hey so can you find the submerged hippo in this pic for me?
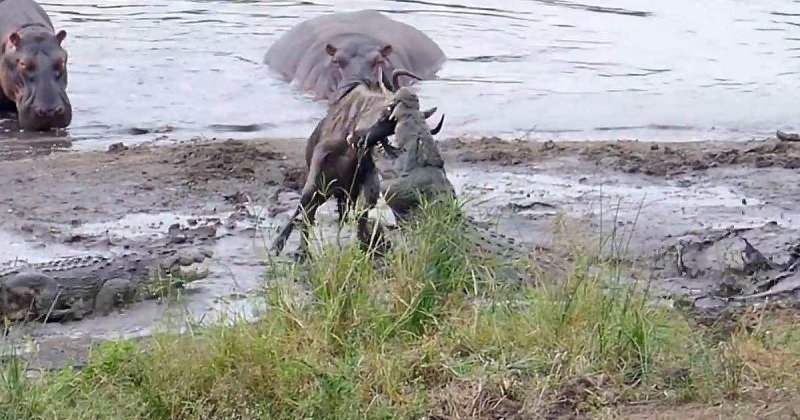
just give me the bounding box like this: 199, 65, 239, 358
0, 0, 72, 131
264, 10, 446, 102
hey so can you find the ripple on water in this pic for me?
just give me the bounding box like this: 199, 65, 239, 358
4, 0, 798, 148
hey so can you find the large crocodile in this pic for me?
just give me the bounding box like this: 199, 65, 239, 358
303, 68, 440, 223
271, 68, 441, 260
354, 87, 544, 281
0, 248, 210, 324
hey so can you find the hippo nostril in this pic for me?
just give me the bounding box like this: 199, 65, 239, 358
34, 107, 62, 118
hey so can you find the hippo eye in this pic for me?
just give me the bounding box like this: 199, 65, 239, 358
53, 64, 64, 79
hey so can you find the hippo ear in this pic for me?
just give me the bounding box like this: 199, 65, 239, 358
325, 44, 337, 57
55, 30, 67, 44
8, 32, 21, 49
380, 44, 393, 58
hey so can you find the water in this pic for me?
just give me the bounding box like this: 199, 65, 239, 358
3, 0, 800, 149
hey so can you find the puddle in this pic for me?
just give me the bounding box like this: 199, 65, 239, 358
450, 167, 800, 253
0, 229, 89, 263
0, 195, 393, 346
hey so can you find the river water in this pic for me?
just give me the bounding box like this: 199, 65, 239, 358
2, 0, 799, 149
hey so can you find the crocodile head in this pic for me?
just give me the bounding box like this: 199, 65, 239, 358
355, 87, 445, 154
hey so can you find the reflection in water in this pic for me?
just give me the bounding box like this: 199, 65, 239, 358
3, 0, 797, 149
0, 112, 72, 159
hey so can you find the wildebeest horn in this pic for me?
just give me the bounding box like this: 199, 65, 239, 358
379, 67, 392, 94
422, 107, 437, 119
391, 69, 422, 91
430, 114, 445, 135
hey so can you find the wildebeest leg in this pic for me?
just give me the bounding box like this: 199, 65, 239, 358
272, 186, 328, 260
272, 205, 300, 256
336, 196, 347, 224
272, 159, 328, 258
295, 191, 326, 262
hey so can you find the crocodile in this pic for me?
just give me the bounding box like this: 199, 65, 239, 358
0, 248, 210, 324
354, 87, 545, 281
650, 223, 800, 309
271, 68, 442, 260
304, 68, 440, 223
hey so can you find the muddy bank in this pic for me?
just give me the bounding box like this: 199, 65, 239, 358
441, 134, 800, 176
3, 134, 800, 370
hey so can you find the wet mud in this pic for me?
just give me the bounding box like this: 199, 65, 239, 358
3, 134, 800, 371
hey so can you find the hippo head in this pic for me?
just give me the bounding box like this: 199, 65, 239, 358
325, 42, 393, 88
1, 28, 72, 131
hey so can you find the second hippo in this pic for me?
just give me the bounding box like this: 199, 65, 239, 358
264, 10, 446, 102
0, 0, 72, 131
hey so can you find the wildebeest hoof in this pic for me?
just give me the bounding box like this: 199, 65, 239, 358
291, 250, 309, 263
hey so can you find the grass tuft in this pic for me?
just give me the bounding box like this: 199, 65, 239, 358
3, 195, 800, 419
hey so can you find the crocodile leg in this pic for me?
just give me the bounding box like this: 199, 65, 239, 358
356, 171, 390, 257
94, 278, 136, 316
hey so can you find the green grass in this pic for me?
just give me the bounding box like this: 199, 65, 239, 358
3, 196, 800, 419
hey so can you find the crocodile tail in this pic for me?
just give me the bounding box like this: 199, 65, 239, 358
462, 216, 530, 257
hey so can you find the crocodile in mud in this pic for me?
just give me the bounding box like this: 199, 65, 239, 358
0, 248, 211, 325
357, 87, 552, 280
3, 129, 800, 371
649, 222, 800, 312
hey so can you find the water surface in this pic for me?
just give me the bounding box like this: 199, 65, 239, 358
3, 0, 799, 149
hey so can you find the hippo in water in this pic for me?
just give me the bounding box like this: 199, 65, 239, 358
0, 0, 72, 131
264, 10, 446, 102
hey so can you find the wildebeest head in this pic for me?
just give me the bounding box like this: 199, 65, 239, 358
355, 87, 445, 153
325, 41, 395, 89
0, 27, 72, 131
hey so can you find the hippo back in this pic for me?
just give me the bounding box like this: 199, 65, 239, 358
265, 10, 446, 99
0, 0, 55, 40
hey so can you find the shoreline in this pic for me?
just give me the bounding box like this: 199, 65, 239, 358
3, 133, 800, 371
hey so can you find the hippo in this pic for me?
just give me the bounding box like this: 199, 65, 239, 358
264, 10, 446, 102
0, 0, 72, 131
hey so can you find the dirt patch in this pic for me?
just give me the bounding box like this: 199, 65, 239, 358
546, 374, 615, 419
429, 378, 524, 420
0, 138, 306, 231
614, 396, 800, 419
441, 135, 800, 177
170, 139, 289, 184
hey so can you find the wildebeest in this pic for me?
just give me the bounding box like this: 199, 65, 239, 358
271, 68, 443, 260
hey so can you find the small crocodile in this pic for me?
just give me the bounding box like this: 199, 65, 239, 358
355, 87, 543, 281
0, 248, 210, 323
